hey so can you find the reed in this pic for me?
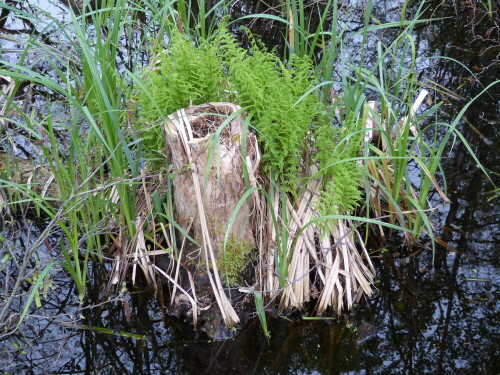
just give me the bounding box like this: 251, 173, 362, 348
0, 0, 492, 338
0, 0, 179, 313
246, 0, 458, 246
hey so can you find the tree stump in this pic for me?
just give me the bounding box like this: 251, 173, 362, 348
162, 102, 260, 327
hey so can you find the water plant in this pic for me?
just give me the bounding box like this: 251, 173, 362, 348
0, 0, 493, 341
0, 0, 181, 331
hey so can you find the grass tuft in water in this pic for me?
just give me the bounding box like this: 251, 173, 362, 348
0, 0, 494, 339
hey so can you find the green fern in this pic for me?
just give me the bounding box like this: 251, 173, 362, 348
314, 113, 364, 219
223, 37, 325, 193
137, 26, 327, 194
137, 25, 365, 208
138, 30, 225, 122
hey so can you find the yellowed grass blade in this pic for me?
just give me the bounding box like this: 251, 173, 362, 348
0, 75, 15, 127
245, 154, 265, 289
170, 217, 193, 305
131, 218, 156, 288
399, 89, 429, 138
336, 219, 353, 311
263, 188, 280, 295
364, 101, 378, 143
314, 216, 375, 316
317, 249, 340, 315
109, 252, 122, 286
154, 265, 199, 328
280, 180, 324, 308
288, 8, 295, 51
354, 227, 376, 274
159, 222, 173, 256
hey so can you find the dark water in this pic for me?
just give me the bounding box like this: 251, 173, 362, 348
1, 1, 499, 374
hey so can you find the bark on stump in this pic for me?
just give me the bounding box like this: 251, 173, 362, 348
162, 102, 260, 328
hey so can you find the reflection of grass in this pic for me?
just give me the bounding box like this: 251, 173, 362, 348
67, 324, 147, 340
488, 188, 500, 201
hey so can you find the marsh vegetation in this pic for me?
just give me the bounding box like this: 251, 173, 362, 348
0, 1, 498, 372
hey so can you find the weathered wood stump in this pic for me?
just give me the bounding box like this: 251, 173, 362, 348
162, 102, 260, 329
164, 102, 257, 258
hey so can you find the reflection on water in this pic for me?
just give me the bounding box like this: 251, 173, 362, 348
1, 0, 499, 374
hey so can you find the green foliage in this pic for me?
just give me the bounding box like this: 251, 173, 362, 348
313, 114, 364, 219
139, 30, 225, 122
253, 290, 270, 339
3, 0, 493, 339
138, 26, 326, 193
227, 45, 324, 192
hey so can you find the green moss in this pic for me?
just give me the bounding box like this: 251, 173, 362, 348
217, 235, 254, 286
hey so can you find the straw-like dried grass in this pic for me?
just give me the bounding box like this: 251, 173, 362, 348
256, 170, 375, 316
108, 90, 440, 325
103, 101, 378, 325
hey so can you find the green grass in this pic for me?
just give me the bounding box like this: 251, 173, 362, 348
0, 0, 494, 338
0, 0, 181, 309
